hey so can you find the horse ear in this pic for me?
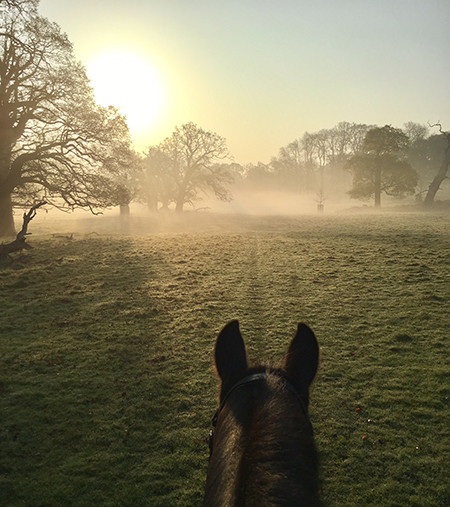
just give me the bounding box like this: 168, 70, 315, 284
283, 323, 319, 396
215, 320, 248, 394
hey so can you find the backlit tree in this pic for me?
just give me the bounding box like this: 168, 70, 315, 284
0, 0, 132, 237
345, 125, 418, 207
144, 123, 233, 212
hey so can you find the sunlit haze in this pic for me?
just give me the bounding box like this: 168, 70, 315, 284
39, 0, 450, 164
86, 50, 166, 141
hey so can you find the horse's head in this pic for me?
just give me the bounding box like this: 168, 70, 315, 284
204, 320, 321, 506
215, 320, 319, 408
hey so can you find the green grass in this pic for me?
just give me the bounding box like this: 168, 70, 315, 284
0, 212, 449, 506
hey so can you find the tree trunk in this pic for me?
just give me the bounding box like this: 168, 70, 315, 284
423, 143, 450, 207
120, 204, 130, 217
424, 174, 448, 207
175, 187, 186, 212
146, 178, 158, 213
374, 165, 382, 208
0, 191, 16, 238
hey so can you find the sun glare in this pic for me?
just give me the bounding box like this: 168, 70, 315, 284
86, 50, 165, 138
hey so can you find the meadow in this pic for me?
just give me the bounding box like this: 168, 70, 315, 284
0, 211, 449, 506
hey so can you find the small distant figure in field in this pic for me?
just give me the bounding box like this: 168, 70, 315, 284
203, 320, 321, 506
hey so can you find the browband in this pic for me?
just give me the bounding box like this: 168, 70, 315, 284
211, 372, 308, 428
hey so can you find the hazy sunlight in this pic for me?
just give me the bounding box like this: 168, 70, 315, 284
86, 50, 165, 137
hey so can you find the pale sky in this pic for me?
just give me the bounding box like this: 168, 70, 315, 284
39, 0, 450, 165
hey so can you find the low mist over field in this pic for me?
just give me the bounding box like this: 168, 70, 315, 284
13, 191, 448, 241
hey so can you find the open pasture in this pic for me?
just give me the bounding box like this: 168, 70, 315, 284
0, 212, 449, 506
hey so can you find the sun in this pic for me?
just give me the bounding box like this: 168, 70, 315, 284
86, 50, 165, 137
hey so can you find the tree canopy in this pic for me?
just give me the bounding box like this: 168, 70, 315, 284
0, 0, 133, 237
345, 125, 418, 207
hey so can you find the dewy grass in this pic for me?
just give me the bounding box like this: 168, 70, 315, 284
0, 212, 449, 506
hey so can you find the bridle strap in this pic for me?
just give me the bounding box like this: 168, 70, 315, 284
209, 372, 310, 457
209, 372, 312, 459
212, 373, 268, 427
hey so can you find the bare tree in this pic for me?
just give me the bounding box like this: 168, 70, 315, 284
0, 201, 44, 262
270, 140, 315, 193
0, 0, 37, 8
141, 146, 178, 211
403, 122, 429, 145
332, 122, 375, 160
145, 123, 233, 212
0, 0, 132, 237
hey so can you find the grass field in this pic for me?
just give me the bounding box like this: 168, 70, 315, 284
1, 211, 449, 506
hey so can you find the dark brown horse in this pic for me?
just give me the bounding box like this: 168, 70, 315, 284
203, 320, 321, 507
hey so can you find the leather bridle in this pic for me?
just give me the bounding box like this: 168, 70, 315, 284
208, 372, 310, 458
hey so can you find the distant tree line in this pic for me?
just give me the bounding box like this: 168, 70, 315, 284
133, 120, 448, 212
1, 0, 450, 238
